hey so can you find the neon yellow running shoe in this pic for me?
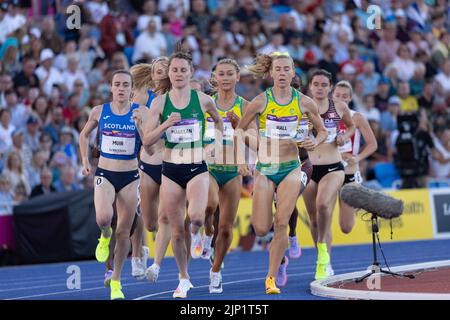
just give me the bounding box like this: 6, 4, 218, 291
110, 280, 124, 300
95, 228, 112, 263
315, 243, 330, 280
265, 276, 281, 294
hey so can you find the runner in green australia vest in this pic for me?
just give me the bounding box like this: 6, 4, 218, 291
203, 58, 256, 294
236, 52, 327, 295
141, 48, 223, 299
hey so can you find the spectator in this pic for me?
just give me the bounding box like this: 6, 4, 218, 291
35, 48, 65, 97
234, 0, 262, 24
358, 94, 380, 123
132, 19, 167, 63
374, 76, 392, 113
395, 9, 410, 43
10, 128, 32, 168
40, 16, 64, 55
43, 106, 64, 144
77, 37, 103, 75
357, 61, 381, 96
408, 62, 426, 97
26, 150, 48, 190
380, 96, 401, 134
13, 55, 39, 99
186, 0, 211, 39
0, 73, 13, 108
0, 3, 12, 45
53, 40, 77, 71
158, 0, 189, 18
87, 57, 108, 88
24, 114, 41, 152
32, 95, 50, 125
430, 128, 450, 178
0, 109, 15, 151
287, 32, 305, 64
30, 167, 56, 198
332, 29, 351, 65
62, 94, 81, 126
53, 126, 78, 168
38, 132, 53, 160
53, 165, 81, 193
397, 81, 419, 113
61, 55, 89, 93
99, 0, 133, 58
86, 0, 109, 25
431, 28, 450, 68
418, 78, 435, 111
111, 52, 130, 71
407, 27, 430, 57
340, 63, 357, 85
0, 174, 13, 216
161, 17, 177, 55
137, 0, 162, 32
376, 22, 401, 69
318, 43, 339, 83
258, 0, 280, 31
258, 31, 288, 55
2, 151, 30, 197
275, 14, 297, 45
340, 44, 364, 75
435, 59, 450, 99
4, 89, 29, 130
226, 18, 246, 55
288, 0, 306, 32
248, 20, 268, 53
388, 44, 416, 82
0, 37, 21, 75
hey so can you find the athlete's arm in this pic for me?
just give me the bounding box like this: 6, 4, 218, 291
239, 99, 259, 152
199, 92, 224, 139
133, 105, 148, 140
79, 105, 101, 176
351, 112, 378, 165
142, 95, 179, 146
335, 100, 355, 146
300, 93, 327, 150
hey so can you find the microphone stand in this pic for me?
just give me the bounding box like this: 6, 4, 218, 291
355, 213, 415, 283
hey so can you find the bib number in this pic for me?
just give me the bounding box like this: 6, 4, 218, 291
166, 119, 200, 143
294, 119, 309, 143
101, 131, 136, 155
324, 122, 337, 144
265, 115, 298, 139
300, 170, 308, 187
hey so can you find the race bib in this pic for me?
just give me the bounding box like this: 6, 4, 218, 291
338, 128, 352, 152
265, 114, 298, 139
294, 119, 309, 143
324, 121, 337, 144
355, 171, 363, 184
205, 117, 234, 142
101, 131, 136, 155
300, 170, 308, 187
166, 118, 200, 143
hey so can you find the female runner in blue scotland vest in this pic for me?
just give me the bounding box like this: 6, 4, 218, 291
79, 70, 147, 300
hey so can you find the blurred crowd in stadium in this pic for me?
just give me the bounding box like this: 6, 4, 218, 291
0, 0, 449, 211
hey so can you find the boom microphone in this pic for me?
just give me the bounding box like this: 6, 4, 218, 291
340, 183, 404, 219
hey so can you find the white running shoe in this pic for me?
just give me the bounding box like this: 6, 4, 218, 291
131, 246, 149, 280
178, 273, 194, 288
190, 230, 203, 259
145, 263, 160, 283
173, 279, 193, 298
201, 235, 213, 260
209, 269, 223, 294
326, 264, 335, 276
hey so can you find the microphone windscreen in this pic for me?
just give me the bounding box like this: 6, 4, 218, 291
340, 183, 404, 219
